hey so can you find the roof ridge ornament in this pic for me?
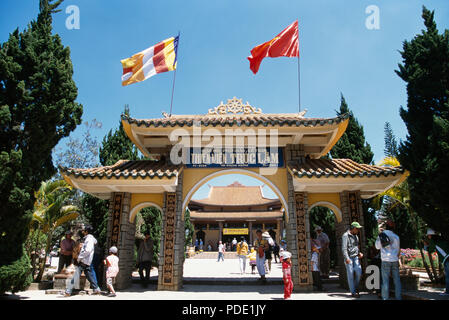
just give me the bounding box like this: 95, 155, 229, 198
207, 97, 262, 115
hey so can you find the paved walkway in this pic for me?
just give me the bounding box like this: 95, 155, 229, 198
1, 254, 448, 301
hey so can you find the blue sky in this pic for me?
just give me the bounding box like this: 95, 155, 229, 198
2, 0, 449, 199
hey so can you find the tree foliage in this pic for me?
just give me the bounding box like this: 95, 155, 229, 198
329, 94, 376, 244
99, 105, 139, 166
396, 6, 449, 239
384, 122, 399, 158
32, 179, 79, 281
82, 105, 142, 250
135, 207, 162, 266
0, 0, 82, 293
330, 94, 374, 164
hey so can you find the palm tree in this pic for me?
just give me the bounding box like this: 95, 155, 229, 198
32, 179, 79, 282
375, 157, 437, 282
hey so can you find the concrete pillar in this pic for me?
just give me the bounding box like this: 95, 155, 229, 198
106, 192, 135, 290
218, 222, 223, 242
286, 170, 313, 292
158, 171, 185, 291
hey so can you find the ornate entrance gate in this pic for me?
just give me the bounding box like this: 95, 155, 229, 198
61, 97, 406, 291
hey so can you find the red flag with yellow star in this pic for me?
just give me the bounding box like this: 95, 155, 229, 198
247, 20, 299, 74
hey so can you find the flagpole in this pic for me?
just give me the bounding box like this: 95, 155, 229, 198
297, 20, 301, 113
169, 32, 180, 117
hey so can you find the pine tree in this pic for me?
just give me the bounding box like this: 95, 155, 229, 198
329, 94, 376, 244
383, 122, 399, 158
99, 105, 139, 166
0, 0, 82, 292
330, 94, 374, 164
82, 106, 142, 249
396, 6, 449, 238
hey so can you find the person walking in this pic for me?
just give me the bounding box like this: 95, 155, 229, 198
425, 229, 449, 296
375, 220, 401, 300
63, 230, 84, 294
217, 241, 225, 262
281, 251, 293, 300
272, 241, 280, 263
137, 231, 154, 286
232, 237, 238, 252
262, 232, 274, 274
57, 231, 75, 274
104, 246, 119, 297
342, 221, 363, 298
311, 238, 323, 291
236, 237, 249, 275
248, 247, 257, 274
65, 226, 101, 296
254, 230, 269, 282
315, 226, 330, 278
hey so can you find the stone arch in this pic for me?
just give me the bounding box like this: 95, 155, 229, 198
181, 168, 289, 220
308, 201, 342, 223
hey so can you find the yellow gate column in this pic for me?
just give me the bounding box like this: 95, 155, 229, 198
286, 171, 313, 292
158, 171, 185, 291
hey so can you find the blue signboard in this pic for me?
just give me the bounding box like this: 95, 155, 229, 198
186, 147, 284, 168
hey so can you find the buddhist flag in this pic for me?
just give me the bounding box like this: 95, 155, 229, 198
247, 20, 299, 74
121, 35, 179, 86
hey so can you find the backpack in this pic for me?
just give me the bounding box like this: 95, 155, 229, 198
379, 232, 391, 247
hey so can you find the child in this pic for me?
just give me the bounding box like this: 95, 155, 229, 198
104, 246, 119, 297
281, 251, 293, 300
247, 247, 257, 274
311, 239, 323, 291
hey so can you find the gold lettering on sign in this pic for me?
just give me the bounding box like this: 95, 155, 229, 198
348, 192, 360, 223
163, 193, 177, 285
295, 192, 310, 285
110, 193, 123, 248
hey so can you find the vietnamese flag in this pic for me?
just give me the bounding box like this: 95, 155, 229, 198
247, 20, 299, 74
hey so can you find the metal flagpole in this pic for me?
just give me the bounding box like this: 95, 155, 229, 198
297, 20, 301, 113
169, 32, 180, 117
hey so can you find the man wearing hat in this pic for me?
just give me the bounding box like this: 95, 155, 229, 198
315, 226, 330, 279
375, 219, 401, 300
57, 230, 75, 273
425, 228, 449, 296
342, 221, 364, 298
65, 225, 101, 296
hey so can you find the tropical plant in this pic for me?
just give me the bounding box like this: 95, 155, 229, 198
32, 179, 79, 281
375, 157, 438, 282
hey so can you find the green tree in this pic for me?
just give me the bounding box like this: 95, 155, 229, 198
135, 207, 162, 266
330, 94, 374, 164
375, 157, 435, 281
99, 105, 139, 166
396, 6, 449, 239
0, 0, 82, 293
32, 179, 79, 281
384, 122, 399, 158
329, 94, 377, 245
81, 105, 143, 250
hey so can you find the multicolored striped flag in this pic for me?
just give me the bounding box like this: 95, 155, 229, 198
247, 20, 299, 74
121, 35, 179, 86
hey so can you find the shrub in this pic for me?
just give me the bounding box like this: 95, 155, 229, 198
0, 247, 32, 294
